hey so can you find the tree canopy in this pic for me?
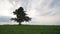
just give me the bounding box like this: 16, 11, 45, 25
11, 7, 31, 25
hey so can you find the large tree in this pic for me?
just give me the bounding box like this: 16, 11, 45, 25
11, 7, 31, 25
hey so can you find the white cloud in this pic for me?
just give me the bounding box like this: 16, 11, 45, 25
26, 16, 60, 25
0, 0, 60, 25
0, 0, 13, 17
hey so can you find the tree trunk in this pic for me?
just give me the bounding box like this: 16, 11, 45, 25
19, 22, 21, 25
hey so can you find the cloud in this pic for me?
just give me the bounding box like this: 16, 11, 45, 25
0, 0, 60, 25
28, 16, 60, 25
0, 16, 11, 22
7, 0, 60, 16
0, 0, 13, 17
34, 0, 60, 16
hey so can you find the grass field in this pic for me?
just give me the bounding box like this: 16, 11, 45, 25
0, 25, 60, 34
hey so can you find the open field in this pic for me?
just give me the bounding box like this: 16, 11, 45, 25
0, 25, 60, 34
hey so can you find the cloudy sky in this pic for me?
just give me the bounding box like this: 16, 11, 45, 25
0, 0, 60, 25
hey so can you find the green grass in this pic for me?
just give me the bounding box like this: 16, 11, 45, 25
0, 25, 60, 34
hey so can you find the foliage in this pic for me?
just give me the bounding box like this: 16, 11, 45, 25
11, 7, 31, 25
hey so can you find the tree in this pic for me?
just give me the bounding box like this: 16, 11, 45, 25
11, 7, 31, 25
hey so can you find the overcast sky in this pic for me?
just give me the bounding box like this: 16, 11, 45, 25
0, 0, 60, 25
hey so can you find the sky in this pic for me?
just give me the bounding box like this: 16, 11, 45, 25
0, 0, 60, 25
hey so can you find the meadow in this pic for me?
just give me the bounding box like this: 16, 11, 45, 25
0, 25, 60, 34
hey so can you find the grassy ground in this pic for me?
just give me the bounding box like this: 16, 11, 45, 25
0, 25, 60, 34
